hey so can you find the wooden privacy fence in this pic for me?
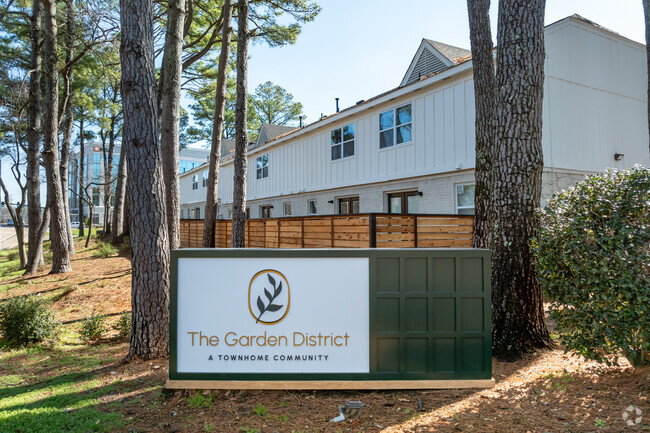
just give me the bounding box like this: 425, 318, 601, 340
180, 214, 473, 249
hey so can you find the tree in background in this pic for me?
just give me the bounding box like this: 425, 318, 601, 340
251, 81, 304, 126
467, 0, 551, 360
120, 0, 171, 359
202, 0, 234, 248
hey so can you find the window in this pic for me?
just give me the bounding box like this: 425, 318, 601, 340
388, 191, 419, 214
338, 197, 359, 215
308, 200, 317, 215
194, 207, 201, 219
456, 184, 475, 215
92, 188, 100, 206
261, 205, 272, 219
202, 170, 208, 187
180, 209, 184, 219
331, 124, 355, 160
379, 103, 412, 148
192, 174, 198, 190
256, 154, 269, 179
283, 202, 291, 216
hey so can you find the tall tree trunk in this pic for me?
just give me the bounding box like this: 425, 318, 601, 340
78, 118, 85, 237
231, 0, 249, 248
102, 118, 117, 234
159, 0, 186, 251
491, 0, 551, 360
120, 0, 171, 359
467, 0, 495, 250
0, 182, 27, 267
59, 0, 75, 253
42, 0, 71, 273
643, 0, 650, 148
25, 0, 44, 275
202, 0, 233, 248
112, 140, 128, 243
85, 203, 93, 248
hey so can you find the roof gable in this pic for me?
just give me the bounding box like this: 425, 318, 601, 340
400, 39, 471, 87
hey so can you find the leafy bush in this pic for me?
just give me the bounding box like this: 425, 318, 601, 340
0, 296, 59, 345
112, 312, 131, 339
533, 166, 650, 366
95, 242, 118, 258
79, 310, 106, 342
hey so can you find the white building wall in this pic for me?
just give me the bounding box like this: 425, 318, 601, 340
179, 17, 649, 219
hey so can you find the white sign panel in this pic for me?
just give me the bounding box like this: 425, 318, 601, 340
176, 257, 370, 373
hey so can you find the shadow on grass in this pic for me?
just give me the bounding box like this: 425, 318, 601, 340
0, 343, 139, 433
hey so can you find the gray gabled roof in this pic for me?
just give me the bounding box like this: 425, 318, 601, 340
424, 40, 471, 64
220, 139, 236, 157
253, 124, 298, 149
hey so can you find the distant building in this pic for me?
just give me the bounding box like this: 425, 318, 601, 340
69, 144, 210, 225
179, 15, 649, 220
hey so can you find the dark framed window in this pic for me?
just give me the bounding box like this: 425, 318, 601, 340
331, 124, 355, 160
379, 103, 412, 149
308, 200, 317, 215
202, 170, 208, 187
388, 191, 419, 214
256, 154, 269, 179
338, 197, 359, 215
261, 205, 272, 219
192, 174, 198, 190
283, 202, 291, 216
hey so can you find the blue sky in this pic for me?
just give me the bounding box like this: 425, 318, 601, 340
0, 0, 646, 204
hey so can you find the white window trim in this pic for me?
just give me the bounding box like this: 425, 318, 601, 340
379, 102, 414, 149
330, 124, 355, 161
256, 154, 269, 180
455, 182, 475, 214
283, 202, 292, 216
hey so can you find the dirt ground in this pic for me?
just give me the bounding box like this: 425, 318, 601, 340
1, 240, 649, 433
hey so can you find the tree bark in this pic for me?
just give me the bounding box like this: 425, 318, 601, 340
467, 0, 495, 250
643, 0, 650, 148
59, 0, 75, 253
202, 0, 233, 248
491, 0, 551, 360
25, 0, 44, 275
0, 181, 27, 267
159, 0, 186, 251
42, 0, 72, 273
85, 203, 93, 248
102, 117, 117, 234
78, 117, 85, 237
112, 140, 128, 243
231, 0, 250, 248
120, 0, 171, 359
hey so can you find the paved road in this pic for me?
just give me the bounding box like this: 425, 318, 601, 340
1, 226, 28, 250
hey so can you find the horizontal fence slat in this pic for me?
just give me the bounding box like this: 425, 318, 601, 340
179, 214, 473, 250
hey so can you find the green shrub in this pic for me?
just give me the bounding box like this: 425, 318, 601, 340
0, 296, 59, 345
95, 242, 118, 258
79, 310, 106, 342
533, 166, 650, 366
112, 311, 131, 339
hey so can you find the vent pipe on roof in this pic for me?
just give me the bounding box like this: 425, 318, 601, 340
299, 116, 303, 128
335, 97, 340, 113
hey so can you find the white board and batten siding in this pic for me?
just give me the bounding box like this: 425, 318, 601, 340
218, 74, 477, 205
542, 17, 649, 173
203, 15, 649, 208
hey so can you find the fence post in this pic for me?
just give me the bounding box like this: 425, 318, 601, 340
263, 219, 267, 247
301, 217, 305, 248
330, 215, 334, 248
370, 213, 377, 248
277, 219, 281, 248
413, 214, 418, 248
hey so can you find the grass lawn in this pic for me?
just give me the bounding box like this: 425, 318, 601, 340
0, 237, 648, 433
